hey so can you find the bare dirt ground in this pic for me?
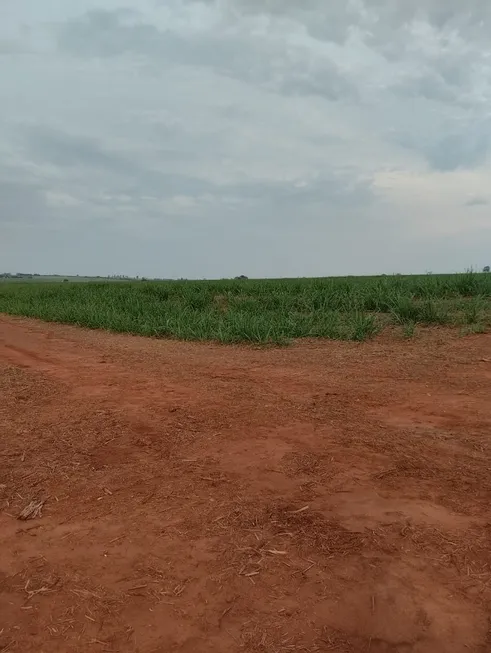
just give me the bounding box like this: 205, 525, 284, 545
1, 316, 490, 653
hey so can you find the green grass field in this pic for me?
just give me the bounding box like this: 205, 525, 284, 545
0, 273, 490, 344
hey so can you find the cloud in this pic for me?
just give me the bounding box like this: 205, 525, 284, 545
0, 177, 48, 226
54, 8, 359, 102
465, 196, 489, 207
394, 120, 491, 172
1, 0, 491, 277
18, 123, 224, 198
22, 124, 136, 172
0, 40, 24, 55
426, 130, 490, 172
53, 3, 491, 169
16, 123, 374, 224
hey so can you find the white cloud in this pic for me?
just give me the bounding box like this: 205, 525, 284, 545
1, 0, 491, 277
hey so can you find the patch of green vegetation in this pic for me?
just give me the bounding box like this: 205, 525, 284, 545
0, 272, 490, 344
402, 321, 416, 339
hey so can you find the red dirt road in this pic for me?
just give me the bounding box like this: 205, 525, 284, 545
1, 316, 490, 652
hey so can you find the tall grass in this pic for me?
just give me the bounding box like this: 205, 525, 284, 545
0, 272, 490, 344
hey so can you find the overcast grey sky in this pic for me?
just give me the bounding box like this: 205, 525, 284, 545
1, 1, 490, 278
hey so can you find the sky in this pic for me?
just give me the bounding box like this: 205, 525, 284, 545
1, 0, 491, 278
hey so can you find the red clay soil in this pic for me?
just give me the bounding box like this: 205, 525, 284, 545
1, 316, 490, 653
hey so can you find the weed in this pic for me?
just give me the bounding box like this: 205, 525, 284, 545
403, 321, 416, 338
390, 296, 420, 324
462, 297, 486, 325
461, 323, 487, 335
348, 312, 379, 341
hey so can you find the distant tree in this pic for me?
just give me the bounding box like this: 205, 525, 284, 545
484, 265, 490, 273
235, 275, 248, 280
